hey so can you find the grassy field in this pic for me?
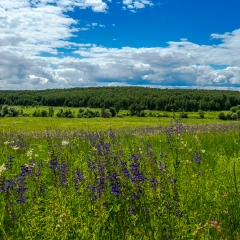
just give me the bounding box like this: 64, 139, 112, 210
0, 115, 240, 239
0, 116, 227, 132
0, 106, 235, 133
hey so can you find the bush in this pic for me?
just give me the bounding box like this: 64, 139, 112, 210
109, 107, 116, 117
101, 108, 112, 118
41, 110, 48, 117
179, 112, 188, 118
218, 112, 227, 120
1, 105, 19, 117
198, 110, 205, 119
230, 106, 238, 112
231, 113, 238, 120
77, 109, 100, 118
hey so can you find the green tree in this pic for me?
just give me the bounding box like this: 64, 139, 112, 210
198, 109, 205, 119
48, 107, 54, 117
109, 107, 116, 117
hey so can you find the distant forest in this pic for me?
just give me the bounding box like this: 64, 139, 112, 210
0, 87, 240, 112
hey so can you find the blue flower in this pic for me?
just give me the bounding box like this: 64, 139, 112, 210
193, 150, 202, 164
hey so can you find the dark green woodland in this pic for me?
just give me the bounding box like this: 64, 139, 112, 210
0, 87, 240, 112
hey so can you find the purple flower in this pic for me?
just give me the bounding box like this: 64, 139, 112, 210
158, 161, 167, 174
130, 154, 141, 162
16, 171, 28, 205
6, 156, 14, 170
128, 207, 136, 214
76, 169, 84, 182
108, 172, 121, 196
130, 162, 144, 183
120, 161, 130, 178
59, 161, 68, 187
109, 129, 115, 139
132, 193, 137, 199
151, 178, 158, 190
193, 150, 202, 164
49, 157, 60, 175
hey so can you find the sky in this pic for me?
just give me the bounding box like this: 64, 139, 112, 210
1, 0, 240, 90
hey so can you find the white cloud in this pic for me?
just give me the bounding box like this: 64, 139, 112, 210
1, 0, 240, 90
122, 0, 153, 10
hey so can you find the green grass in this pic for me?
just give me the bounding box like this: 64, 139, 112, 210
0, 117, 240, 239
0, 114, 236, 133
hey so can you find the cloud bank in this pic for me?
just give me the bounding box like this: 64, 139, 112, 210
0, 0, 240, 90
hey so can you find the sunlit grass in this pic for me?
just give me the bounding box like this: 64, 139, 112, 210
0, 114, 236, 133
1, 117, 240, 239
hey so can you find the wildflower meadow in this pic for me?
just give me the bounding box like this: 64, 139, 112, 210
0, 116, 240, 239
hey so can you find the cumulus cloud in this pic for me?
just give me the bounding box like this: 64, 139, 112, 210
122, 0, 153, 11
1, 0, 240, 90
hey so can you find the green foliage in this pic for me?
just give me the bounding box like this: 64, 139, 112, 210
101, 108, 112, 118
109, 107, 116, 117
1, 105, 19, 117
33, 109, 49, 117
1, 87, 240, 112
198, 109, 205, 119
231, 113, 238, 120
179, 112, 188, 118
129, 103, 145, 116
77, 108, 100, 118
218, 112, 227, 120
56, 109, 74, 118
230, 106, 238, 112
48, 107, 54, 117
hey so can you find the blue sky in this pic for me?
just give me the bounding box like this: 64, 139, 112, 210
1, 0, 240, 90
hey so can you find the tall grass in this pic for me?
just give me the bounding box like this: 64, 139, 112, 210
0, 118, 240, 239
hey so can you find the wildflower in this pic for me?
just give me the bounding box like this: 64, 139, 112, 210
208, 220, 221, 233
73, 169, 84, 191
0, 178, 15, 193
62, 140, 69, 146
174, 212, 184, 217
128, 207, 136, 214
130, 154, 141, 162
39, 182, 46, 195
158, 161, 167, 174
132, 193, 137, 199
60, 161, 69, 187
170, 179, 177, 184
6, 156, 14, 170
12, 146, 20, 150
109, 129, 115, 139
130, 162, 144, 183
16, 168, 28, 205
193, 150, 202, 164
27, 149, 33, 157
110, 183, 121, 196
151, 178, 158, 190
35, 161, 43, 177
120, 161, 130, 178
0, 164, 6, 176
222, 192, 228, 198
49, 157, 60, 175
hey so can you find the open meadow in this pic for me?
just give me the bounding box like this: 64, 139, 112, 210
0, 115, 240, 239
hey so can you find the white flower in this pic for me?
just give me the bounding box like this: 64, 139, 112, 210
0, 164, 6, 176
62, 140, 69, 146
27, 149, 33, 157
12, 145, 20, 150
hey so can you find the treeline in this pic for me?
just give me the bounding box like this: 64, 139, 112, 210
0, 87, 240, 112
